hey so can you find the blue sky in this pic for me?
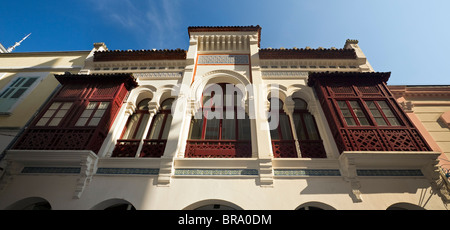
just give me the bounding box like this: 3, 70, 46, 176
1, 0, 449, 85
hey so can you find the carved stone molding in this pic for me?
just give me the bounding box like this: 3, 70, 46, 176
134, 72, 183, 80
198, 55, 249, 64
261, 71, 308, 79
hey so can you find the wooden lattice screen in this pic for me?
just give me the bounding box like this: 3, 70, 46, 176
13, 73, 137, 154
308, 72, 431, 153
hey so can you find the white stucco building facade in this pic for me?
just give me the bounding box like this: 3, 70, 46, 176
0, 26, 448, 210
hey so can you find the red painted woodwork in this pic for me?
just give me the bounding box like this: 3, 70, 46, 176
185, 140, 252, 158
111, 140, 167, 158
308, 72, 432, 153
299, 140, 327, 158
140, 140, 167, 157
111, 140, 140, 157
271, 140, 297, 158
13, 73, 137, 154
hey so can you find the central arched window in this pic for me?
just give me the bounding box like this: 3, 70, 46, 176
186, 83, 251, 158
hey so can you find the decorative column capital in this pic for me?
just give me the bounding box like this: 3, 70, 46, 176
125, 102, 136, 115
147, 101, 160, 115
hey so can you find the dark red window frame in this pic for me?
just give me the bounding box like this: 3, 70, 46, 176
336, 100, 371, 127
365, 100, 402, 126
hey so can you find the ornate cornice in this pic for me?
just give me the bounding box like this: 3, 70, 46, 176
188, 25, 261, 47
94, 49, 187, 62
307, 71, 391, 86
259, 48, 357, 60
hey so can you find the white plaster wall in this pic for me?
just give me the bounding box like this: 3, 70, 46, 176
0, 174, 446, 210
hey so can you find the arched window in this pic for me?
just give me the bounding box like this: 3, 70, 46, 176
112, 99, 151, 157
269, 98, 297, 158
122, 99, 151, 140
140, 98, 174, 157
186, 83, 251, 158
292, 98, 326, 158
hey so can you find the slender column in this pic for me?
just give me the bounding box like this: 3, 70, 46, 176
135, 101, 159, 157
284, 99, 301, 158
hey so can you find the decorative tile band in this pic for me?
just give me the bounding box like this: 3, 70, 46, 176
356, 169, 423, 177
134, 72, 183, 79
21, 167, 81, 174
274, 169, 341, 177
96, 168, 159, 175
175, 168, 258, 176
198, 55, 249, 64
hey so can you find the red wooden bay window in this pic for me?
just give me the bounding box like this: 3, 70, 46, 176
308, 72, 431, 153
13, 73, 137, 154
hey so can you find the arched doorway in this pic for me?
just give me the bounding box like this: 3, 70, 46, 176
184, 199, 243, 210
296, 202, 335, 210
386, 203, 425, 210
6, 197, 51, 210
91, 199, 136, 210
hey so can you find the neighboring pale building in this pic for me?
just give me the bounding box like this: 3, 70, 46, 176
0, 26, 448, 210
0, 50, 90, 164
390, 85, 450, 200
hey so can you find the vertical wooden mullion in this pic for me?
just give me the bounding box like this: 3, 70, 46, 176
201, 111, 207, 140
375, 101, 391, 126
345, 100, 360, 126
84, 102, 99, 127
45, 103, 64, 127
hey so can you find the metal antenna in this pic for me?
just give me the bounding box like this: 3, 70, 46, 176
7, 33, 31, 53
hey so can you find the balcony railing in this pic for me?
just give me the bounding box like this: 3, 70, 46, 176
299, 140, 327, 158
272, 140, 297, 158
185, 140, 252, 158
140, 140, 166, 157
272, 140, 327, 158
112, 139, 166, 158
111, 140, 140, 157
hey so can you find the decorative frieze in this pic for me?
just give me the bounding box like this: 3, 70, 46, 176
198, 55, 249, 65
134, 72, 183, 79
261, 71, 308, 79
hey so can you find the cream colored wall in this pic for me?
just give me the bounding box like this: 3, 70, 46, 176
0, 173, 446, 210
0, 72, 59, 127
0, 52, 89, 128
0, 52, 87, 69
410, 101, 450, 168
